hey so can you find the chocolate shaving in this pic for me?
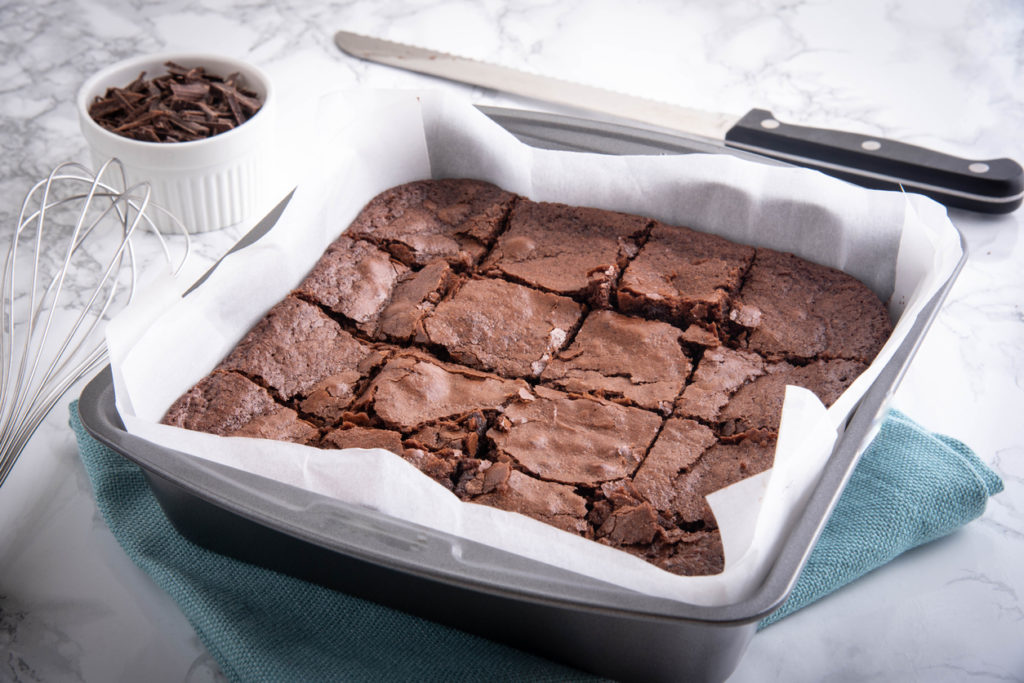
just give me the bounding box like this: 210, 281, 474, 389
168, 80, 210, 102
88, 61, 263, 142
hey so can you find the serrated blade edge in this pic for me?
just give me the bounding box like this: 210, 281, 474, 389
334, 30, 737, 140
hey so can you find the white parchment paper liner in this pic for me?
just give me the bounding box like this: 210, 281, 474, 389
106, 90, 963, 607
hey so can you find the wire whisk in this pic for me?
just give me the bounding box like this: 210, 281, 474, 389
1, 159, 190, 488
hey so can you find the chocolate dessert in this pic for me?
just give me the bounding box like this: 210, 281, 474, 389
716, 358, 868, 435
162, 371, 318, 443
294, 236, 408, 334
730, 248, 892, 363
618, 222, 755, 331
482, 200, 649, 307
487, 385, 663, 486
215, 295, 385, 424
346, 178, 516, 269
162, 178, 893, 577
540, 310, 692, 414
374, 260, 456, 342
420, 277, 583, 378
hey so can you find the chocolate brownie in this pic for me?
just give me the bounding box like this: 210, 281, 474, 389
540, 310, 692, 414
162, 178, 894, 578
354, 349, 531, 431
730, 248, 891, 363
420, 277, 583, 378
664, 430, 777, 528
295, 235, 408, 334
629, 420, 775, 533
588, 475, 727, 575
487, 386, 662, 486
216, 296, 385, 424
163, 371, 318, 443
460, 462, 590, 535
674, 347, 766, 423
374, 260, 456, 342
631, 418, 718, 514
346, 178, 516, 268
482, 200, 649, 307
717, 358, 868, 435
618, 221, 755, 330
320, 425, 405, 453
320, 424, 468, 490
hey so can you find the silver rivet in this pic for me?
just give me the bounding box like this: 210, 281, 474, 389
760, 118, 780, 129
968, 162, 990, 173
861, 140, 881, 151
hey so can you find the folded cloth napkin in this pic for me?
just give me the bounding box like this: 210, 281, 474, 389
70, 403, 1002, 681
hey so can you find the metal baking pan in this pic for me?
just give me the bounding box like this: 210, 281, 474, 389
77, 107, 968, 683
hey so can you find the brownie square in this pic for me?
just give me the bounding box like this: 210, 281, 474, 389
421, 278, 584, 378
618, 222, 755, 329
162, 371, 318, 443
295, 235, 409, 334
638, 424, 776, 528
731, 248, 892, 363
487, 386, 662, 486
216, 296, 385, 423
346, 178, 517, 268
540, 310, 692, 414
459, 461, 590, 534
373, 260, 456, 342
482, 200, 650, 307
321, 423, 469, 490
354, 350, 531, 432
630, 418, 718, 514
717, 358, 868, 435
588, 473, 726, 576
674, 347, 766, 422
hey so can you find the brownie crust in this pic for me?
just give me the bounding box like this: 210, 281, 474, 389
482, 200, 649, 307
421, 277, 583, 379
162, 371, 318, 443
346, 178, 516, 268
541, 310, 692, 414
487, 386, 663, 486
730, 248, 891, 363
618, 222, 755, 330
295, 235, 408, 333
355, 350, 531, 432
216, 296, 384, 424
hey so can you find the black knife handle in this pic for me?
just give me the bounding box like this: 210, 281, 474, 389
724, 108, 1023, 214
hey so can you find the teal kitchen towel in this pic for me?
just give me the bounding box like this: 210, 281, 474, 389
70, 403, 1002, 681
757, 409, 1002, 628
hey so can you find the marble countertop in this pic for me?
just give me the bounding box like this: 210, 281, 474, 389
2, 1, 1022, 681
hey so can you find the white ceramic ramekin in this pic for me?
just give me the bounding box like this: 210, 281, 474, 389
77, 52, 276, 233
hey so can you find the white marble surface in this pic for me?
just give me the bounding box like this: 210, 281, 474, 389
1, 1, 1022, 681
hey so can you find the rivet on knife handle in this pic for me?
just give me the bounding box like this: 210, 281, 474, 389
724, 109, 1024, 214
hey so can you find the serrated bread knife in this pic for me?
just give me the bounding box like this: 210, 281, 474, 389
334, 30, 1022, 214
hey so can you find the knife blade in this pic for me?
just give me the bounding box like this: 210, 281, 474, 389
335, 30, 1023, 214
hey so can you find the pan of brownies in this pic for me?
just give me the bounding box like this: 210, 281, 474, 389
79, 98, 967, 683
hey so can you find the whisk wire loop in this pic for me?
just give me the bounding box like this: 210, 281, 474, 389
0, 159, 190, 487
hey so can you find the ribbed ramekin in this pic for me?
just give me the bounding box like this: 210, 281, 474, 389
77, 52, 275, 233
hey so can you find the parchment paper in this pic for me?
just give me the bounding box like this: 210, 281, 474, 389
105, 90, 963, 607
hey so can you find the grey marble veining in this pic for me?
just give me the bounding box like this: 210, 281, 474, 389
1, 1, 1022, 681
